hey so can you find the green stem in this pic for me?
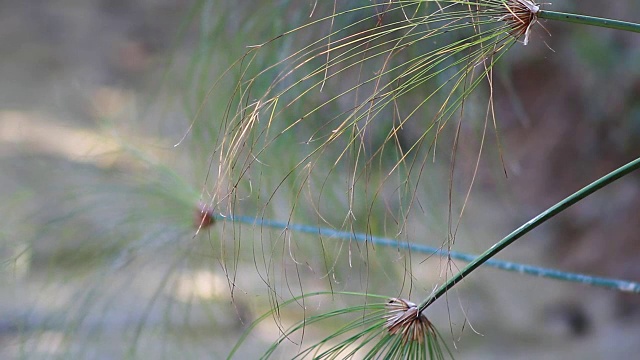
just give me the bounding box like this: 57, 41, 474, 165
419, 157, 640, 312
538, 10, 640, 33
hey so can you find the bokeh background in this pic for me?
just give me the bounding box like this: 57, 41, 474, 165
1, 0, 640, 358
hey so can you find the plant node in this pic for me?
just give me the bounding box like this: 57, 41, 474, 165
195, 204, 216, 229
385, 298, 436, 344
500, 0, 541, 45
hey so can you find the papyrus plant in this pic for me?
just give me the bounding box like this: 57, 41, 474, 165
206, 1, 640, 358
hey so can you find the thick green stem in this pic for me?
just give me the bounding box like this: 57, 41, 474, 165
538, 10, 640, 33
419, 157, 640, 312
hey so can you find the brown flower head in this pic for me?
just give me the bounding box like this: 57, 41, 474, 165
500, 0, 541, 45
384, 298, 437, 344
194, 204, 216, 230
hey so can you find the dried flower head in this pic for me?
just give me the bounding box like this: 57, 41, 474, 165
385, 298, 437, 344
500, 0, 541, 45
194, 204, 215, 230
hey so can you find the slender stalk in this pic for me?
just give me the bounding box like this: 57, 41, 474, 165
221, 214, 640, 293
538, 10, 640, 33
419, 157, 640, 312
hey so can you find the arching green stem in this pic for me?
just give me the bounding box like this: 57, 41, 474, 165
419, 157, 640, 312
538, 10, 640, 33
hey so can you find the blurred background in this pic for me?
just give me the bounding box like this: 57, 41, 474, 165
1, 0, 640, 358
